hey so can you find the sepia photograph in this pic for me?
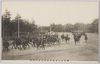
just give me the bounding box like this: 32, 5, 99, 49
1, 1, 99, 62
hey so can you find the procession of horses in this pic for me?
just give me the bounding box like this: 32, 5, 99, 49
2, 31, 88, 51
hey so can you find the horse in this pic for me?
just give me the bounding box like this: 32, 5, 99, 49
26, 38, 36, 47
12, 38, 22, 50
73, 33, 81, 45
35, 37, 46, 50
73, 31, 86, 45
3, 41, 9, 51
31, 37, 39, 47
56, 37, 61, 45
65, 35, 70, 43
84, 34, 88, 42
61, 34, 65, 42
21, 39, 30, 50
40, 38, 47, 50
11, 40, 16, 49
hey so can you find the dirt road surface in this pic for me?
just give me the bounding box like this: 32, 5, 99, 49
2, 33, 98, 61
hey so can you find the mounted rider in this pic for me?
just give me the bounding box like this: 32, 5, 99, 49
84, 33, 88, 42
3, 40, 9, 51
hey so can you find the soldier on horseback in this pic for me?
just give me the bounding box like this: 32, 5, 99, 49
84, 34, 88, 42
3, 40, 9, 51
61, 34, 65, 42
65, 34, 70, 43
73, 31, 81, 45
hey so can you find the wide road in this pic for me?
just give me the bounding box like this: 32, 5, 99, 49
2, 33, 98, 61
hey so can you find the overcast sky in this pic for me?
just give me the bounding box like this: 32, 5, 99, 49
2, 1, 99, 26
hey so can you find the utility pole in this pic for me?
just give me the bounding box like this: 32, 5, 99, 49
18, 14, 20, 38
50, 25, 51, 32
